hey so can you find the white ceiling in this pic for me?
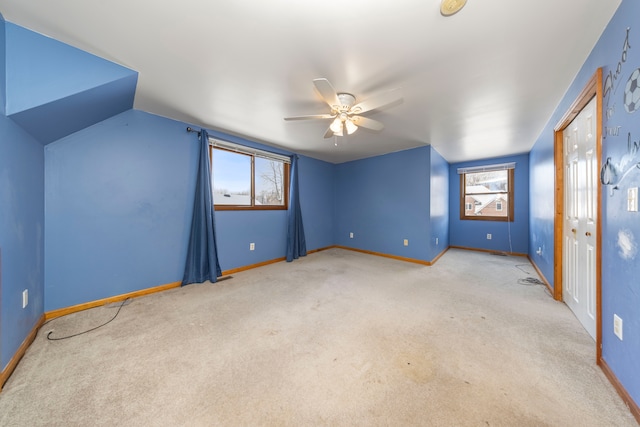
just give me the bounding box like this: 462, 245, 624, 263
0, 0, 621, 163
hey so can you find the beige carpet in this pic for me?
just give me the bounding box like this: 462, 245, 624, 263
0, 248, 636, 426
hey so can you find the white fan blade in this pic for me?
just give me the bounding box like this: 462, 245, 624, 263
323, 126, 335, 139
313, 78, 341, 108
284, 114, 335, 121
351, 89, 402, 114
351, 115, 384, 131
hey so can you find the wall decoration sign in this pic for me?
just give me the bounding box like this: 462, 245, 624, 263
600, 26, 640, 262
603, 27, 631, 108
617, 228, 638, 260
601, 27, 640, 193
601, 133, 640, 190
623, 67, 640, 113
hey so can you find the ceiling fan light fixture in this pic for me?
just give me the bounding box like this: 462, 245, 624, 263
330, 117, 343, 134
284, 78, 401, 140
345, 119, 358, 135
440, 0, 467, 16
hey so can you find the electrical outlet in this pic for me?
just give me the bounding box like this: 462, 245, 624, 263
435, 237, 439, 245
536, 247, 542, 255
614, 314, 623, 340
486, 233, 492, 240
249, 242, 255, 251
349, 232, 354, 239
403, 239, 409, 246
22, 289, 28, 309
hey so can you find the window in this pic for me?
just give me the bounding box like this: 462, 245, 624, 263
459, 163, 514, 221
210, 139, 290, 210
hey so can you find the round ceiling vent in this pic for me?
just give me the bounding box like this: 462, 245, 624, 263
440, 0, 467, 16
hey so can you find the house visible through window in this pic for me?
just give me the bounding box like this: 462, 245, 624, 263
459, 163, 514, 221
210, 139, 290, 210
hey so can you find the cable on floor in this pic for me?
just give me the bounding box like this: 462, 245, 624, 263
515, 264, 535, 275
517, 277, 546, 286
514, 264, 551, 296
46, 298, 130, 341
41, 299, 132, 329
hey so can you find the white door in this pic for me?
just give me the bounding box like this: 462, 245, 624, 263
563, 96, 597, 340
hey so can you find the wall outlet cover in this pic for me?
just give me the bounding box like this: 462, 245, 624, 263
614, 314, 623, 340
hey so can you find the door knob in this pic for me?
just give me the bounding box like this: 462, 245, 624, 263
571, 228, 577, 234
586, 231, 592, 236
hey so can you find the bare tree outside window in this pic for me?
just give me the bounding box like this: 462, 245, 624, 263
256, 158, 284, 206
210, 145, 289, 210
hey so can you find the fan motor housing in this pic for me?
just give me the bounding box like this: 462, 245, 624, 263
335, 93, 356, 111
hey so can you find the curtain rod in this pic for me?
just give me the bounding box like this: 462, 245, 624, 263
186, 127, 201, 136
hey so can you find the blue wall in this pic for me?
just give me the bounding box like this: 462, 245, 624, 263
4, 23, 135, 115
43, 110, 337, 310
449, 153, 530, 254
4, 22, 136, 145
0, 13, 6, 116
335, 146, 433, 262
528, 142, 555, 283
0, 114, 45, 371
215, 210, 288, 271
44, 111, 198, 311
0, 19, 335, 315
298, 155, 335, 251
430, 147, 449, 259
529, 0, 640, 408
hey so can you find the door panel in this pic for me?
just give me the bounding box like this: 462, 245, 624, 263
562, 96, 597, 340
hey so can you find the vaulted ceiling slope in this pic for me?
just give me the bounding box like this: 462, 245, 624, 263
2, 18, 137, 144
0, 1, 622, 163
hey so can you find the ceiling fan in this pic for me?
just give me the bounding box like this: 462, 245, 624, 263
284, 78, 402, 138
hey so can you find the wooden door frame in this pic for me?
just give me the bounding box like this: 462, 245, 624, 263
553, 68, 603, 362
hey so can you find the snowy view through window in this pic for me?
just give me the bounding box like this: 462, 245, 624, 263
464, 170, 509, 218
212, 148, 285, 207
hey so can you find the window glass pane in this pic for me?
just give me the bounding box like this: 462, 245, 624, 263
464, 170, 509, 218
212, 149, 251, 205
465, 170, 508, 194
255, 157, 285, 206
